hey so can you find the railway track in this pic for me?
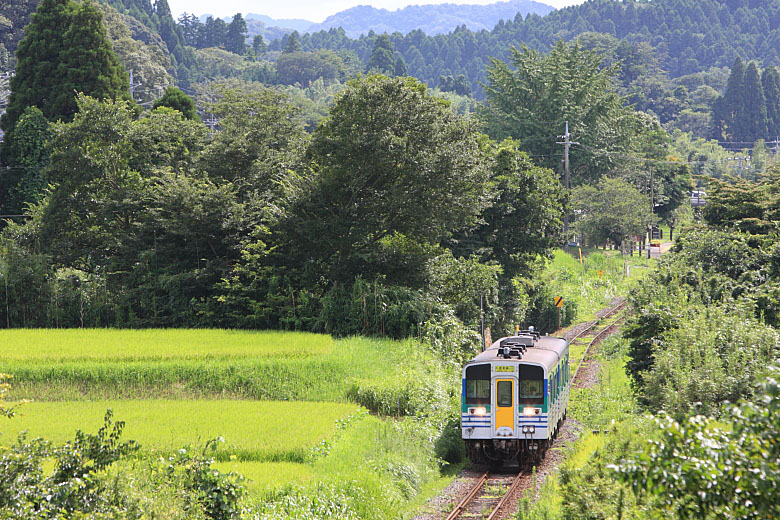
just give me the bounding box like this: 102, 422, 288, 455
570, 299, 627, 385
441, 301, 629, 520
445, 469, 528, 520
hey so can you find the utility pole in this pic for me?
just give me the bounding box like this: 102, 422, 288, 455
727, 155, 750, 178
128, 69, 142, 102
647, 167, 653, 259
557, 121, 579, 245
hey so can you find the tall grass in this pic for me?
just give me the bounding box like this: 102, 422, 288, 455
543, 249, 652, 321
0, 400, 358, 462
0, 329, 332, 361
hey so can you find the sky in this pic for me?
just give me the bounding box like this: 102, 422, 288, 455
168, 0, 586, 23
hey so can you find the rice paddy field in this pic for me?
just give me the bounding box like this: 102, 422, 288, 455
2, 332, 439, 404
0, 329, 459, 519
0, 329, 333, 361
2, 400, 360, 462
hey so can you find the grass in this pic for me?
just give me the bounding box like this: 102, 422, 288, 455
0, 400, 359, 462
0, 329, 332, 362
213, 461, 316, 494
544, 249, 653, 322
3, 336, 443, 410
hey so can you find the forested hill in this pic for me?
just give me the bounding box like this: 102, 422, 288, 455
306, 0, 555, 38
282, 0, 780, 97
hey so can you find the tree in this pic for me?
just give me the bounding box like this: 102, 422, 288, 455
481, 41, 642, 184
712, 57, 745, 141
252, 34, 266, 57
285, 75, 491, 286
152, 86, 200, 121
1, 0, 72, 156
365, 34, 396, 75
199, 86, 307, 198
742, 61, 767, 142
571, 176, 656, 249
53, 0, 129, 121
1, 0, 128, 166
394, 54, 408, 76
452, 139, 564, 279
201, 16, 227, 48
275, 50, 348, 86
0, 106, 50, 215
224, 13, 247, 55
282, 31, 302, 53
762, 66, 780, 138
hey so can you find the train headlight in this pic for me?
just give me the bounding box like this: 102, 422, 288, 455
469, 407, 487, 416
523, 407, 536, 416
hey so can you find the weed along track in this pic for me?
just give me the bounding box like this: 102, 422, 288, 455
569, 299, 627, 388
445, 469, 529, 520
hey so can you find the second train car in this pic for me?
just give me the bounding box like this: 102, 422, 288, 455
461, 328, 570, 465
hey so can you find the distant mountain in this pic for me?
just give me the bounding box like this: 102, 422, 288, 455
306, 0, 556, 38
244, 14, 313, 33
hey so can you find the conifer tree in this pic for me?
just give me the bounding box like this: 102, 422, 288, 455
1, 0, 129, 165
743, 61, 767, 142
54, 0, 129, 121
252, 34, 266, 56
762, 66, 780, 138
366, 34, 396, 74
225, 13, 248, 55
394, 54, 408, 76
1, 0, 71, 140
712, 57, 745, 142
282, 31, 302, 53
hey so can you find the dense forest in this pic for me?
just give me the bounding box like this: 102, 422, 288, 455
4, 0, 780, 145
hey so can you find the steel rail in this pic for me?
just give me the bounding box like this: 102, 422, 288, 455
486, 471, 526, 520
445, 472, 488, 520
568, 299, 626, 344
571, 303, 626, 384
446, 470, 528, 520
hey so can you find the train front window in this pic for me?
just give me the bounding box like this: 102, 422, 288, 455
465, 364, 491, 405
518, 365, 544, 405
497, 381, 513, 407
466, 379, 490, 404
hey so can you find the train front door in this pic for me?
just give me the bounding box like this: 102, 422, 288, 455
493, 379, 515, 437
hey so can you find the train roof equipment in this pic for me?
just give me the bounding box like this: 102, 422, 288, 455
465, 330, 568, 370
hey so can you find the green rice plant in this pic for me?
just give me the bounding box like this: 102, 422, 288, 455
212, 462, 315, 495
4, 336, 454, 412
0, 400, 359, 462
0, 329, 332, 362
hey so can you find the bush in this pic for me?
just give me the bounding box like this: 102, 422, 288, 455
641, 304, 779, 418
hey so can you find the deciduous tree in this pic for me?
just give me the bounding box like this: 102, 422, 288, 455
481, 40, 641, 184
286, 75, 491, 286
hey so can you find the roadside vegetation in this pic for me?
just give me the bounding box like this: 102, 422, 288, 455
514, 175, 780, 519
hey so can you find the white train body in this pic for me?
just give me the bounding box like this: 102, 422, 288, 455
461, 331, 570, 465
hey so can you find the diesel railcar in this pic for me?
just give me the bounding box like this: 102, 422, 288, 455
461, 329, 570, 465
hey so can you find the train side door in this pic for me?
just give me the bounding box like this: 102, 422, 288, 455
493, 379, 515, 437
